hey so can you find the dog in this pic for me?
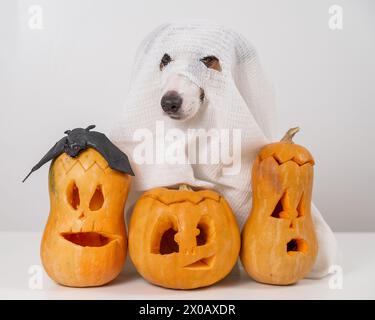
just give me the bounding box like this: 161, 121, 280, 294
159, 53, 221, 121
111, 23, 338, 278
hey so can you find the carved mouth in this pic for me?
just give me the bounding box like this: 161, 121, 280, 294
287, 238, 308, 256
184, 256, 215, 269
61, 232, 113, 247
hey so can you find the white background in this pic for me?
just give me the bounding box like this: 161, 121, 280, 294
0, 0, 374, 231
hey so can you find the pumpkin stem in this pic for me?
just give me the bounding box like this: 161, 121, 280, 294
179, 184, 193, 191
281, 127, 300, 143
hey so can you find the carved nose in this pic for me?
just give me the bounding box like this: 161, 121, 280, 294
161, 91, 183, 113
78, 211, 86, 220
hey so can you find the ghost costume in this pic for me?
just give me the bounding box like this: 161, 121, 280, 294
110, 22, 338, 278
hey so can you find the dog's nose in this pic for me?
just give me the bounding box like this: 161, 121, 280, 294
161, 91, 183, 114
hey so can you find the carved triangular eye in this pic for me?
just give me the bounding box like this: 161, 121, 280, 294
67, 181, 80, 210
297, 192, 305, 217
271, 191, 289, 219
89, 185, 104, 211
271, 197, 283, 218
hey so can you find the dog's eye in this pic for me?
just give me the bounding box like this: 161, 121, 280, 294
160, 53, 172, 70
200, 56, 221, 72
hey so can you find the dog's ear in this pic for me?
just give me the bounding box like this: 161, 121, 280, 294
200, 56, 222, 72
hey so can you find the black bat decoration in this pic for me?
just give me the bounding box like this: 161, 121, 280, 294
23, 125, 134, 182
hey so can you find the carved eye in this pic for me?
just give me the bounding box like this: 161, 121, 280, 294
67, 181, 80, 210
160, 53, 172, 70
200, 55, 221, 71
151, 216, 179, 255
196, 222, 208, 246
196, 216, 213, 246
89, 185, 104, 211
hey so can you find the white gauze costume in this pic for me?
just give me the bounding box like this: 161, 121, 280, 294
110, 22, 338, 278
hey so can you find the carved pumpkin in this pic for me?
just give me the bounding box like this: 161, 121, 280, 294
128, 185, 241, 289
240, 128, 318, 285
41, 148, 131, 287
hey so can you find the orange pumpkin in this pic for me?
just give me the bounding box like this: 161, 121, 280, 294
41, 148, 131, 287
129, 185, 241, 289
240, 128, 318, 285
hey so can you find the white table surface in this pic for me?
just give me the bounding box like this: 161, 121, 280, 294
0, 232, 374, 300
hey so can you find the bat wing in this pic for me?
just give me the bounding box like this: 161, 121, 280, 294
87, 131, 134, 176
22, 137, 66, 182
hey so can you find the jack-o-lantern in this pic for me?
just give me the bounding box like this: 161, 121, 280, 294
129, 185, 241, 289
240, 128, 318, 285
24, 126, 134, 287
